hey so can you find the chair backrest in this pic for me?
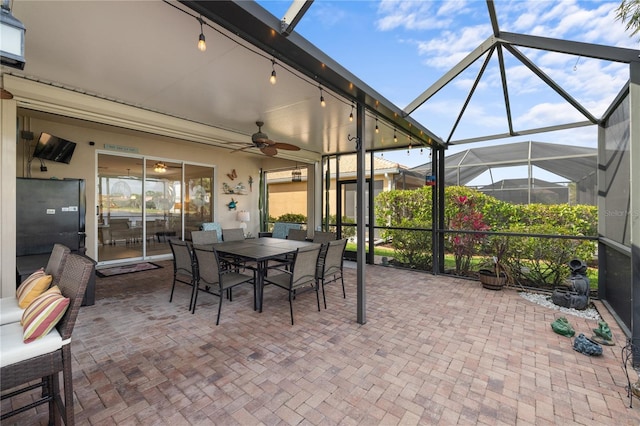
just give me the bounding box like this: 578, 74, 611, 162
192, 246, 222, 289
287, 228, 308, 241
201, 222, 222, 237
45, 243, 71, 287
168, 239, 195, 277
313, 231, 337, 243
222, 228, 245, 241
192, 230, 218, 245
272, 222, 301, 239
56, 254, 94, 340
290, 245, 321, 288
322, 239, 347, 277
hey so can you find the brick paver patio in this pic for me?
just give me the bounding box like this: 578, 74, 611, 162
3, 260, 639, 425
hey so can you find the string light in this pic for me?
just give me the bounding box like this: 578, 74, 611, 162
197, 16, 206, 52
393, 128, 397, 143
270, 59, 277, 85
375, 117, 379, 133
319, 87, 326, 107
349, 103, 354, 122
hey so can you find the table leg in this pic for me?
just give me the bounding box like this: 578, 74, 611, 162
257, 260, 265, 313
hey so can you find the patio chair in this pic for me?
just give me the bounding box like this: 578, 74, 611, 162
313, 231, 337, 243
192, 245, 256, 324
272, 222, 301, 239
316, 238, 347, 309
222, 228, 245, 241
287, 228, 308, 241
168, 239, 197, 311
191, 230, 218, 245
262, 244, 322, 325
0, 253, 94, 425
1, 243, 71, 326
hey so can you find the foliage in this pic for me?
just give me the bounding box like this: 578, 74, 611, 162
375, 186, 432, 227
448, 194, 489, 275
373, 185, 597, 279
501, 224, 596, 287
616, 0, 640, 39
275, 213, 306, 224
385, 218, 432, 271
327, 215, 356, 239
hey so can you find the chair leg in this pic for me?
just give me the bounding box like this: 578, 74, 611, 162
315, 282, 321, 312
288, 291, 294, 325
169, 276, 177, 302
191, 282, 199, 314
47, 374, 58, 426
216, 295, 223, 325
340, 274, 346, 298
321, 279, 327, 309
61, 345, 74, 426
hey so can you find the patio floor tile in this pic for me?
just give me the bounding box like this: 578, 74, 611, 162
2, 260, 639, 425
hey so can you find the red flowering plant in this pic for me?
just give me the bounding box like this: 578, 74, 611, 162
449, 195, 490, 275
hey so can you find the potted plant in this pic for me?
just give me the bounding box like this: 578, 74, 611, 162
478, 235, 510, 290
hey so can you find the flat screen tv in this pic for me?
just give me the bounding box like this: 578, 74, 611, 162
32, 132, 77, 164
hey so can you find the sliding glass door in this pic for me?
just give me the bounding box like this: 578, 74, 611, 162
97, 154, 214, 264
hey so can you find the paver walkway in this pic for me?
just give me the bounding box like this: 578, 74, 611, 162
3, 260, 639, 425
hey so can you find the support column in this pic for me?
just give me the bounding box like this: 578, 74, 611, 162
356, 103, 366, 324
630, 61, 640, 366
0, 95, 17, 297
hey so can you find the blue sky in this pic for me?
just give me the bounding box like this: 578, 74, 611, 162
256, 0, 638, 186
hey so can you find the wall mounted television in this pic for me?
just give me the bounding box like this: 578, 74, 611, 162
32, 132, 77, 164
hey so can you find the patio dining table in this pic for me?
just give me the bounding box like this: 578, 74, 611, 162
211, 237, 319, 312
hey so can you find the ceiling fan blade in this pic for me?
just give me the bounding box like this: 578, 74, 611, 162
260, 146, 278, 156
272, 142, 300, 151
230, 145, 253, 154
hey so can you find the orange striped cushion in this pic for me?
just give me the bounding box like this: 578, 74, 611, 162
21, 286, 69, 343
16, 269, 52, 309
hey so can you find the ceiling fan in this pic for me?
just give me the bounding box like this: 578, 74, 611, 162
231, 121, 301, 156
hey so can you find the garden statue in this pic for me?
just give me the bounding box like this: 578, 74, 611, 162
591, 320, 615, 346
551, 258, 589, 310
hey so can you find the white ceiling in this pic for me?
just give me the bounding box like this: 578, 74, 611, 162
6, 0, 429, 163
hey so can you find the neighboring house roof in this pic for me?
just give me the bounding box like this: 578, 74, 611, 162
267, 155, 417, 182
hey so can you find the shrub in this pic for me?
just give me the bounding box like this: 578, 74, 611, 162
327, 215, 356, 239
502, 224, 596, 287
386, 218, 432, 271
276, 213, 306, 224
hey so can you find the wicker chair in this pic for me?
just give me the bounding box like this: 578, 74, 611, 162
0, 254, 94, 425
316, 239, 347, 309
192, 245, 256, 324
262, 244, 322, 325
1, 243, 71, 326
168, 239, 197, 311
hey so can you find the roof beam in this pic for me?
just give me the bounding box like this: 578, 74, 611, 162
503, 44, 598, 124
446, 46, 495, 143
448, 120, 593, 145
498, 32, 640, 63
404, 36, 497, 114
280, 0, 313, 36
486, 0, 500, 37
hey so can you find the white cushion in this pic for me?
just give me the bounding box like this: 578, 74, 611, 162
0, 322, 68, 368
0, 297, 24, 326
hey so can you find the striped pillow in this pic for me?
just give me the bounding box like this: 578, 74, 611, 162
21, 286, 70, 343
16, 269, 52, 309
